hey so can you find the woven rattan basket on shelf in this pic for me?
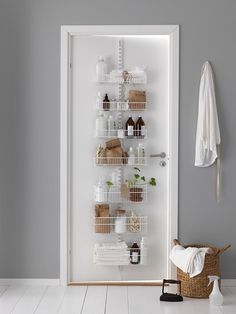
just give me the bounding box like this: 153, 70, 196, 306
173, 239, 230, 298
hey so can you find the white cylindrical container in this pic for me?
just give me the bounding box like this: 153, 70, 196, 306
117, 116, 124, 138
95, 111, 106, 137
141, 125, 146, 138
118, 127, 124, 139
128, 147, 135, 165
95, 180, 107, 202
96, 91, 103, 110
115, 209, 127, 234
140, 237, 148, 265
115, 217, 126, 234
136, 143, 145, 165
110, 98, 117, 111
96, 56, 107, 82
107, 115, 116, 137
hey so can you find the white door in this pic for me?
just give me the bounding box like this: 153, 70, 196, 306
60, 26, 179, 284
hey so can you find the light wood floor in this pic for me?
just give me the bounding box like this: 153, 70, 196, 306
0, 285, 235, 313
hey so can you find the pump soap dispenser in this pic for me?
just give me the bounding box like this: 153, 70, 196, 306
208, 276, 223, 306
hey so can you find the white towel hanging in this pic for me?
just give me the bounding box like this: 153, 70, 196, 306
195, 61, 221, 201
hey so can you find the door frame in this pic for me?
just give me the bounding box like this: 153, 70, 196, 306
60, 25, 179, 286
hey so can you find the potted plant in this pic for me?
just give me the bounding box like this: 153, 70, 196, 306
126, 167, 156, 202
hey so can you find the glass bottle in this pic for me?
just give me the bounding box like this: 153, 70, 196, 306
126, 115, 135, 138
135, 116, 145, 138
103, 93, 110, 111
130, 242, 140, 264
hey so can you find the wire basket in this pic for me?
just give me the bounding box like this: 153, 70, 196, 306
94, 216, 148, 234
95, 156, 147, 166
96, 101, 147, 111
173, 239, 230, 298
94, 184, 147, 203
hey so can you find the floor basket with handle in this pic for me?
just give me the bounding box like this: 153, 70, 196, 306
173, 239, 230, 298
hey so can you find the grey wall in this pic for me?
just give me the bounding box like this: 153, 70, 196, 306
1, 0, 236, 279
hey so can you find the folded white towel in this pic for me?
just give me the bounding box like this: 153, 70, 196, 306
95, 257, 129, 262
95, 261, 130, 266
95, 242, 128, 250
170, 245, 211, 277
94, 242, 131, 266
94, 251, 129, 256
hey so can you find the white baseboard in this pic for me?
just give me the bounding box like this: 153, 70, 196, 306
0, 278, 235, 287
222, 279, 236, 287
0, 278, 60, 286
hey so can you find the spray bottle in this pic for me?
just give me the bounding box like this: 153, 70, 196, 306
208, 276, 223, 306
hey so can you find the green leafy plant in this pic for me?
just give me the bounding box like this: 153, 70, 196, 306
106, 180, 114, 189
126, 167, 157, 188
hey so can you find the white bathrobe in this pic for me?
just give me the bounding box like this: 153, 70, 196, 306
195, 61, 221, 167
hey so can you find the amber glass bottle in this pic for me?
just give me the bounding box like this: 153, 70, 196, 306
135, 116, 145, 138
130, 242, 140, 264
125, 115, 135, 138
103, 93, 110, 111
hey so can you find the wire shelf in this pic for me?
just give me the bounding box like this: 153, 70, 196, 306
96, 101, 147, 111
94, 184, 147, 203
95, 128, 147, 139
94, 242, 147, 266
94, 216, 148, 234
96, 73, 147, 85
95, 157, 147, 167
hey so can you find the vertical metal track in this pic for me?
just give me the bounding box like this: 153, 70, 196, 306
116, 39, 124, 245
117, 38, 124, 126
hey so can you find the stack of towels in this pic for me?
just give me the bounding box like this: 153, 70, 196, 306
94, 242, 130, 265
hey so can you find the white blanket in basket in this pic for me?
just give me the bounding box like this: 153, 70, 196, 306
170, 245, 212, 277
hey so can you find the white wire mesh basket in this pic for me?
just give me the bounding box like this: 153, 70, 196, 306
95, 156, 147, 166
96, 72, 147, 85
96, 101, 147, 111
94, 216, 148, 234
94, 184, 148, 203
93, 242, 148, 266
95, 128, 147, 139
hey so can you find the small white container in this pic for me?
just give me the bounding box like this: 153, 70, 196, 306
96, 56, 107, 82
136, 143, 145, 165
115, 209, 127, 234
95, 111, 106, 137
95, 180, 107, 202
96, 91, 103, 109
115, 217, 127, 234
118, 128, 125, 139
128, 147, 135, 165
140, 237, 148, 265
107, 115, 116, 137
